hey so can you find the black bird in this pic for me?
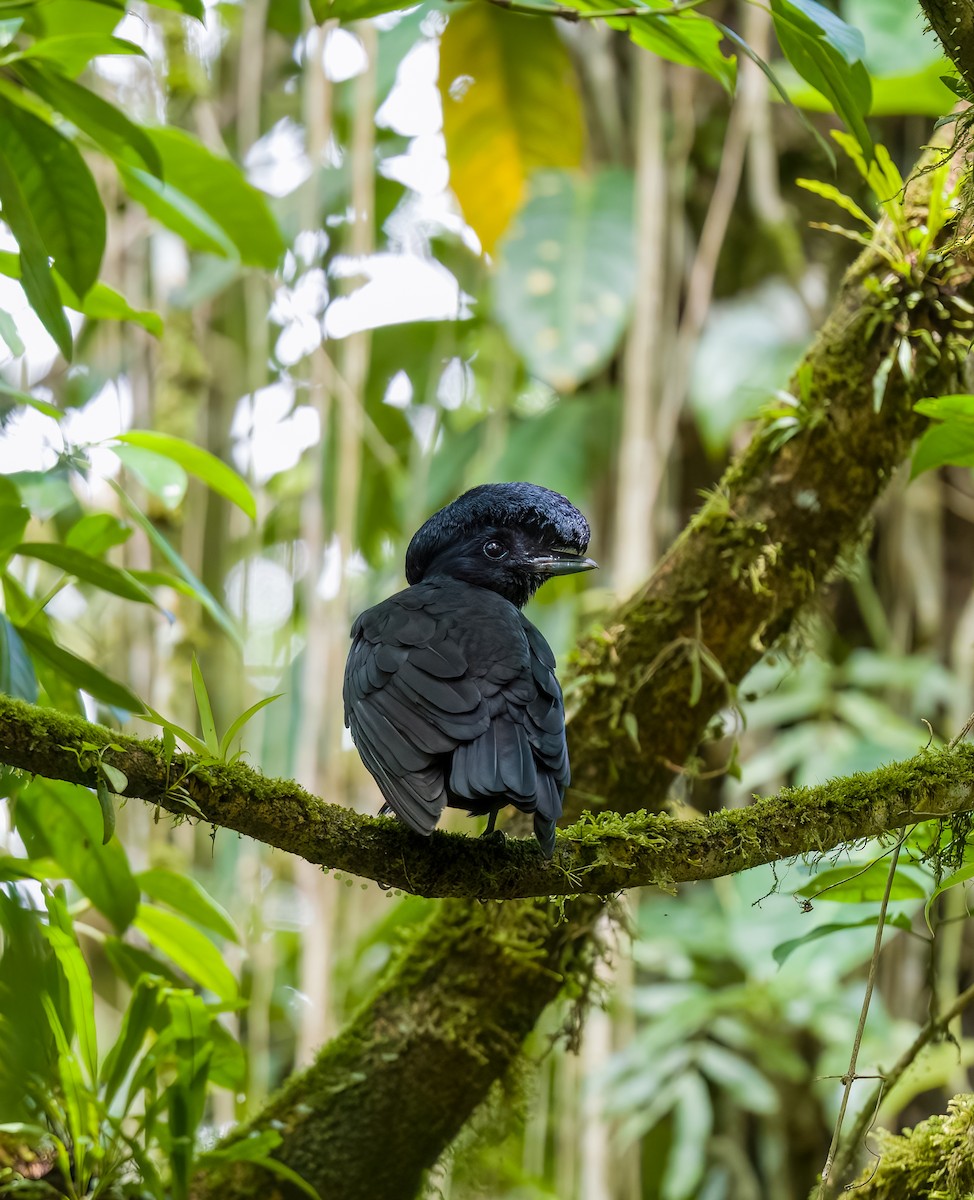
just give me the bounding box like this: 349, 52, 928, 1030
343, 482, 597, 856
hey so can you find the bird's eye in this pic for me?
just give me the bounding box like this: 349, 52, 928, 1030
483, 540, 508, 560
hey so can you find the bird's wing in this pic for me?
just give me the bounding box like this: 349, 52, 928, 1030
343, 586, 491, 834
447, 611, 569, 856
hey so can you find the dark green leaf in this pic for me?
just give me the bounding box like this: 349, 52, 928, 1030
0, 611, 37, 700
137, 868, 239, 943
15, 779, 139, 930
17, 625, 145, 712
0, 94, 105, 297
16, 541, 160, 605
13, 61, 162, 175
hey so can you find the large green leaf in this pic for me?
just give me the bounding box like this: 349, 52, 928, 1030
14, 779, 139, 931
17, 625, 145, 712
0, 612, 36, 701
494, 169, 636, 391
14, 61, 162, 175
439, 4, 584, 253
16, 542, 160, 605
3, 34, 145, 76
40, 922, 98, 1084
137, 868, 239, 943
115, 431, 257, 519
0, 94, 105, 298
771, 0, 873, 160
134, 906, 238, 1001
122, 128, 285, 268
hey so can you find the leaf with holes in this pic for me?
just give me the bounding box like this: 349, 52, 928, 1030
493, 169, 636, 392
439, 4, 584, 253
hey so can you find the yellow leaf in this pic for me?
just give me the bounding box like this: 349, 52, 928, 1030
439, 4, 585, 253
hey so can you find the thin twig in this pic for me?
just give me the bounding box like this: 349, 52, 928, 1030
817, 831, 908, 1199
827, 977, 974, 1190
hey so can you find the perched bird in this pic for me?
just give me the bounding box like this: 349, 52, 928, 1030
343, 483, 596, 856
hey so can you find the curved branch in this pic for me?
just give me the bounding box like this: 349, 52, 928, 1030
3, 697, 974, 900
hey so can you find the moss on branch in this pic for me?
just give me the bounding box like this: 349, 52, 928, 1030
4, 694, 974, 900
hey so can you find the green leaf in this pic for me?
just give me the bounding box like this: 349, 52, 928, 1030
773, 913, 912, 965
0, 128, 72, 357
40, 921, 98, 1084
100, 976, 159, 1107
115, 430, 256, 519
12, 61, 162, 175
144, 0, 205, 19
771, 0, 873, 161
911, 420, 974, 478
110, 482, 242, 648
219, 694, 283, 761
112, 443, 188, 508
137, 868, 238, 943
0, 378, 61, 419
312, 0, 406, 18
924, 863, 974, 932
0, 499, 29, 562
0, 93, 105, 298
17, 625, 145, 712
795, 861, 926, 903
198, 1131, 320, 1198
620, 3, 734, 90
123, 128, 285, 268
0, 612, 37, 701
0, 249, 161, 334
16, 541, 160, 605
134, 905, 238, 1000
914, 394, 974, 422
95, 775, 115, 844
4, 34, 145, 75
15, 779, 139, 930
0, 306, 24, 356
119, 162, 239, 260
494, 169, 636, 392
439, 3, 585, 253
65, 513, 132, 557
191, 654, 219, 757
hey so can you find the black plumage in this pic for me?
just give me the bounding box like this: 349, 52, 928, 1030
343, 482, 596, 856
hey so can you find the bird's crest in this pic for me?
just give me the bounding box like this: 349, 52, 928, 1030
405, 482, 591, 585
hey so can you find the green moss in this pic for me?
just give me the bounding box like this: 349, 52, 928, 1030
847, 1094, 974, 1198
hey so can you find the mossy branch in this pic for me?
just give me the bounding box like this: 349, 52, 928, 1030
3, 694, 974, 899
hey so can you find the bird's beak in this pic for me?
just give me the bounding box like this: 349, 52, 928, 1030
527, 551, 599, 577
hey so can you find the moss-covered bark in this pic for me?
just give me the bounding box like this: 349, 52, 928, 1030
4, 694, 974, 898
842, 1095, 974, 1199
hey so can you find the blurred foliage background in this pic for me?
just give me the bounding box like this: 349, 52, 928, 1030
0, 0, 973, 1196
